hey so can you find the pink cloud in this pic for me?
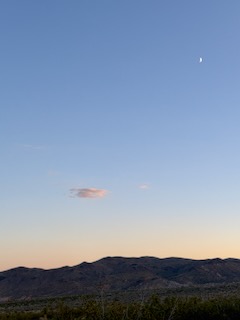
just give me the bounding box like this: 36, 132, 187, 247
139, 184, 150, 190
70, 188, 108, 199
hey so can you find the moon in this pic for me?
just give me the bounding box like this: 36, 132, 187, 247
199, 57, 203, 63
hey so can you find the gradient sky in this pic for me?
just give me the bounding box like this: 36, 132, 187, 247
1, 1, 240, 271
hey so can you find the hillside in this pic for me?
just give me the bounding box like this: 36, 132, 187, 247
1, 257, 240, 300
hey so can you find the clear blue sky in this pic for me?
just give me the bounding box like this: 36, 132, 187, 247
1, 1, 240, 271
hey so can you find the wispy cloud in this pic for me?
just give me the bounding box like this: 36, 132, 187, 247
139, 184, 150, 190
70, 188, 108, 199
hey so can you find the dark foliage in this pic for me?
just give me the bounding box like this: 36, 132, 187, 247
1, 294, 240, 319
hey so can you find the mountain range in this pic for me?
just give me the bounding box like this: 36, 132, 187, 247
1, 256, 240, 301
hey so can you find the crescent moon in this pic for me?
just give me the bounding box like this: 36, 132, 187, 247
199, 57, 203, 63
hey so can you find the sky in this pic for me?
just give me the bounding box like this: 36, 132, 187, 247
1, 1, 240, 271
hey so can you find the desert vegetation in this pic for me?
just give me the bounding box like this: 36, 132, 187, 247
1, 294, 240, 319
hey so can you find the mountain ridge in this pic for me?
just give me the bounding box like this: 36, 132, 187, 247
1, 256, 240, 301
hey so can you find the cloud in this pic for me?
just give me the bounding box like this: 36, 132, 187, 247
70, 188, 108, 199
139, 184, 150, 190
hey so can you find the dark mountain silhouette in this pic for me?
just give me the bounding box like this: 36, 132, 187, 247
1, 256, 240, 300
